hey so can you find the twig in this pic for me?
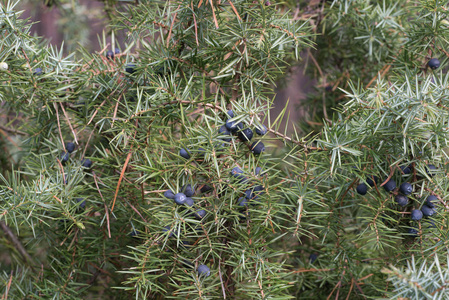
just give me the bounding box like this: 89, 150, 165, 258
53, 103, 65, 151
167, 5, 181, 48
92, 172, 111, 238
111, 150, 133, 212
3, 270, 13, 300
0, 125, 26, 136
218, 260, 226, 299
59, 103, 78, 144
0, 221, 34, 266
191, 2, 199, 46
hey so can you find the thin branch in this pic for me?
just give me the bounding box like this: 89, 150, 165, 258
0, 221, 34, 266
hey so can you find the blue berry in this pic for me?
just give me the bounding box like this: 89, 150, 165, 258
218, 125, 231, 142
225, 119, 243, 133
309, 253, 318, 264
180, 148, 190, 159
66, 142, 75, 153
245, 185, 264, 199
238, 128, 253, 142
106, 50, 114, 60
255, 167, 263, 175
421, 205, 435, 217
400, 165, 411, 174
426, 164, 437, 177
411, 209, 423, 221
33, 68, 43, 75
184, 197, 194, 207
356, 183, 367, 195
197, 264, 210, 277
238, 197, 249, 207
426, 195, 438, 208
82, 158, 92, 168
408, 228, 418, 237
428, 58, 440, 70
129, 229, 141, 238
395, 195, 408, 207
61, 151, 69, 163
174, 193, 187, 205
125, 63, 136, 74
227, 110, 234, 118
399, 182, 413, 195
383, 179, 396, 192
76, 198, 86, 209
251, 141, 265, 155
182, 184, 195, 197
114, 48, 120, 54
164, 190, 175, 199
200, 185, 212, 193
255, 125, 267, 136
366, 176, 379, 187
231, 167, 243, 177
163, 226, 174, 238
198, 147, 206, 157
194, 209, 206, 219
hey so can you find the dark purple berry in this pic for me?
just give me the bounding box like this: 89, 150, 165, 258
106, 50, 114, 60
411, 209, 423, 221
400, 165, 411, 174
197, 264, 210, 277
366, 176, 379, 187
309, 253, 318, 264
125, 63, 136, 74
426, 195, 438, 208
82, 158, 92, 168
184, 197, 194, 207
163, 226, 174, 238
395, 195, 408, 207
421, 205, 435, 217
383, 179, 396, 192
164, 190, 175, 199
61, 151, 69, 163
399, 182, 413, 195
426, 164, 437, 177
180, 148, 190, 159
231, 167, 243, 177
238, 197, 249, 207
76, 198, 86, 209
66, 142, 75, 153
33, 68, 43, 75
250, 141, 265, 155
408, 228, 418, 237
227, 110, 234, 118
255, 125, 267, 136
194, 209, 206, 219
218, 125, 232, 142
356, 183, 367, 195
182, 184, 195, 197
174, 193, 187, 205
238, 128, 253, 142
428, 58, 440, 70
225, 119, 243, 133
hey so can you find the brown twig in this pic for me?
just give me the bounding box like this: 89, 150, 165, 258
0, 221, 34, 266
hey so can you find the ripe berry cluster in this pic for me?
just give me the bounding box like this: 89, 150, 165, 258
162, 184, 210, 277
231, 166, 266, 212
355, 163, 440, 236
60, 141, 92, 169
222, 110, 267, 154
58, 142, 91, 211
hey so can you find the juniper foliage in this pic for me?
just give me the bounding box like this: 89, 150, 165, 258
1, 0, 449, 299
